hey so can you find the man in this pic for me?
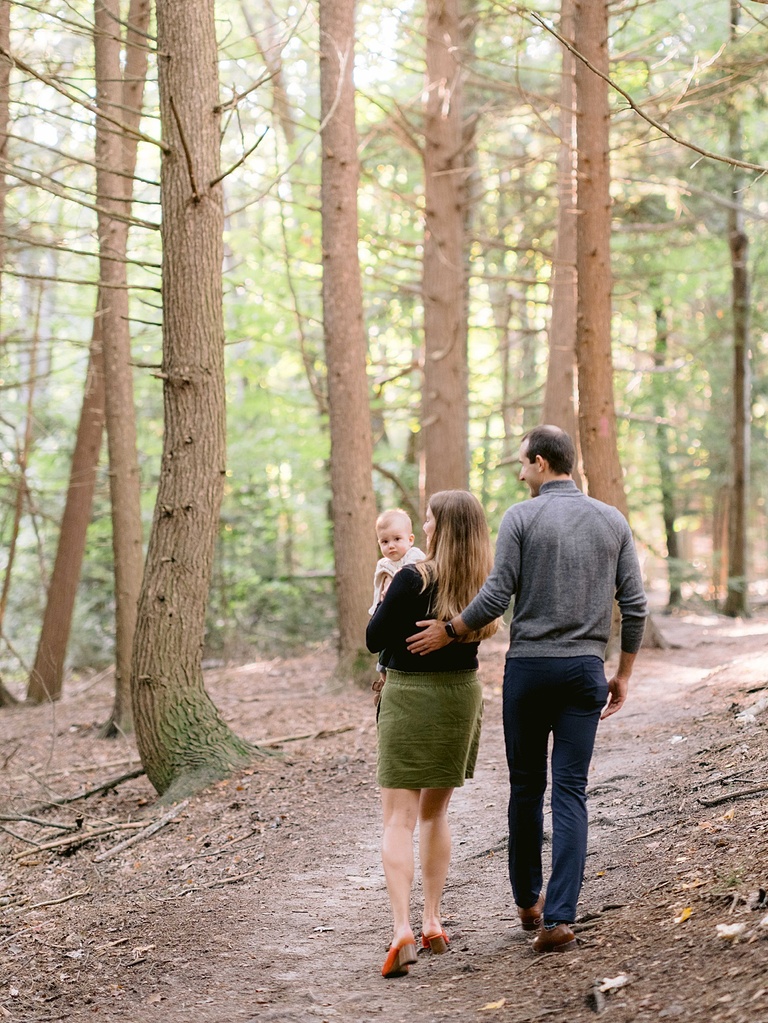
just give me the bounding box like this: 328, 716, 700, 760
407, 425, 647, 953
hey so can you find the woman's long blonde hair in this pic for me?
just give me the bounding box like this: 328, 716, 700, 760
414, 490, 499, 642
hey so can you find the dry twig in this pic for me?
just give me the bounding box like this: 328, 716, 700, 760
93, 800, 189, 863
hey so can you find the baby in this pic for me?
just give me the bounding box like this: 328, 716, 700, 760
369, 508, 426, 700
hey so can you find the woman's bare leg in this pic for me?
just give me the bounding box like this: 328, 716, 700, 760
381, 787, 420, 944
418, 787, 454, 938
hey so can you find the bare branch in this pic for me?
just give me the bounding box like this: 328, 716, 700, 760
494, 1, 768, 175
0, 44, 168, 152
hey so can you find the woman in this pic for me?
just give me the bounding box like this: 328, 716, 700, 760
366, 490, 498, 979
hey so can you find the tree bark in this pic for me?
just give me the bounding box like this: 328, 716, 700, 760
651, 301, 682, 609
0, 0, 19, 708
543, 0, 582, 487
27, 329, 105, 703
421, 0, 469, 504
131, 0, 251, 797
722, 0, 750, 618
93, 0, 147, 734
319, 0, 377, 684
574, 0, 666, 649
28, 0, 150, 708
573, 0, 624, 510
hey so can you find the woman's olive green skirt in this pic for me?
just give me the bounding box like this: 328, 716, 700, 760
377, 668, 483, 790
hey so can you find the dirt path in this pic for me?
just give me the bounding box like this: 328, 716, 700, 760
2, 613, 768, 1022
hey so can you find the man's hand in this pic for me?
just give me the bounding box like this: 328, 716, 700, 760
406, 619, 451, 655
601, 673, 628, 719
601, 649, 636, 719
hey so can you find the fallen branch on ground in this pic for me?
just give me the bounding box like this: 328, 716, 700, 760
625, 825, 667, 843
11, 820, 149, 859
698, 782, 768, 807
0, 814, 81, 831
28, 890, 91, 910
253, 725, 354, 747
167, 863, 264, 898
23, 767, 146, 815
93, 801, 189, 863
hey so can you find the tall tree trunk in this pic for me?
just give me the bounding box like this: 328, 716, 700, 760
573, 0, 623, 509
319, 0, 377, 684
421, 0, 469, 505
652, 301, 682, 609
28, 0, 150, 708
543, 0, 582, 486
0, 285, 42, 701
574, 0, 666, 649
27, 329, 106, 703
0, 0, 18, 707
131, 0, 251, 797
93, 0, 147, 734
722, 0, 750, 617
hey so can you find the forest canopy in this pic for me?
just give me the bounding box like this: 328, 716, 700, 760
1, 0, 767, 688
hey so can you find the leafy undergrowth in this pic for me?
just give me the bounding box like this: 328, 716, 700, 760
1, 615, 767, 1023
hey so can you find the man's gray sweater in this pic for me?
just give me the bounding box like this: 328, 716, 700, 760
462, 480, 648, 659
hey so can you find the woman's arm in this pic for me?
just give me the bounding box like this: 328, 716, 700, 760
366, 567, 422, 653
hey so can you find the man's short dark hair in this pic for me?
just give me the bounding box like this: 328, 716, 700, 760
523, 426, 575, 476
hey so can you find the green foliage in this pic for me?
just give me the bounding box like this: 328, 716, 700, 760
2, 0, 768, 680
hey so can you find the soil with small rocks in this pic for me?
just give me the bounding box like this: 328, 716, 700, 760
2, 610, 768, 1023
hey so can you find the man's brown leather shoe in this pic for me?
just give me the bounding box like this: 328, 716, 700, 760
517, 896, 545, 932
532, 923, 577, 953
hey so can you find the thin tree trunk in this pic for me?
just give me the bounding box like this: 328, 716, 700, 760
574, 0, 666, 649
722, 0, 750, 617
0, 286, 42, 693
27, 328, 105, 702
543, 0, 582, 487
421, 0, 469, 505
131, 0, 251, 797
573, 0, 623, 509
93, 0, 147, 734
652, 301, 682, 609
28, 0, 150, 708
0, 0, 19, 707
0, 0, 8, 292
239, 0, 295, 144
319, 0, 377, 684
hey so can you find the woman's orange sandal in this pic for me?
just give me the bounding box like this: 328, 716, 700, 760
421, 929, 449, 954
381, 936, 418, 978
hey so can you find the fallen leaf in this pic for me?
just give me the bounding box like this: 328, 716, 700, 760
598, 973, 631, 993
480, 999, 506, 1010
674, 907, 692, 923
716, 922, 746, 942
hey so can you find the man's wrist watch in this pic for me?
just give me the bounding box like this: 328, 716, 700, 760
444, 620, 458, 639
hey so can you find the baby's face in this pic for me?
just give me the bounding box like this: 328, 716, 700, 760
376, 520, 414, 563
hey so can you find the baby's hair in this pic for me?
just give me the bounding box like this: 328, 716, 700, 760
375, 507, 413, 533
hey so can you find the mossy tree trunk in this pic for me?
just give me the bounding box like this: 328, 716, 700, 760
131, 0, 251, 797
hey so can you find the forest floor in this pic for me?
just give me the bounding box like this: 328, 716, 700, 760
2, 609, 768, 1023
